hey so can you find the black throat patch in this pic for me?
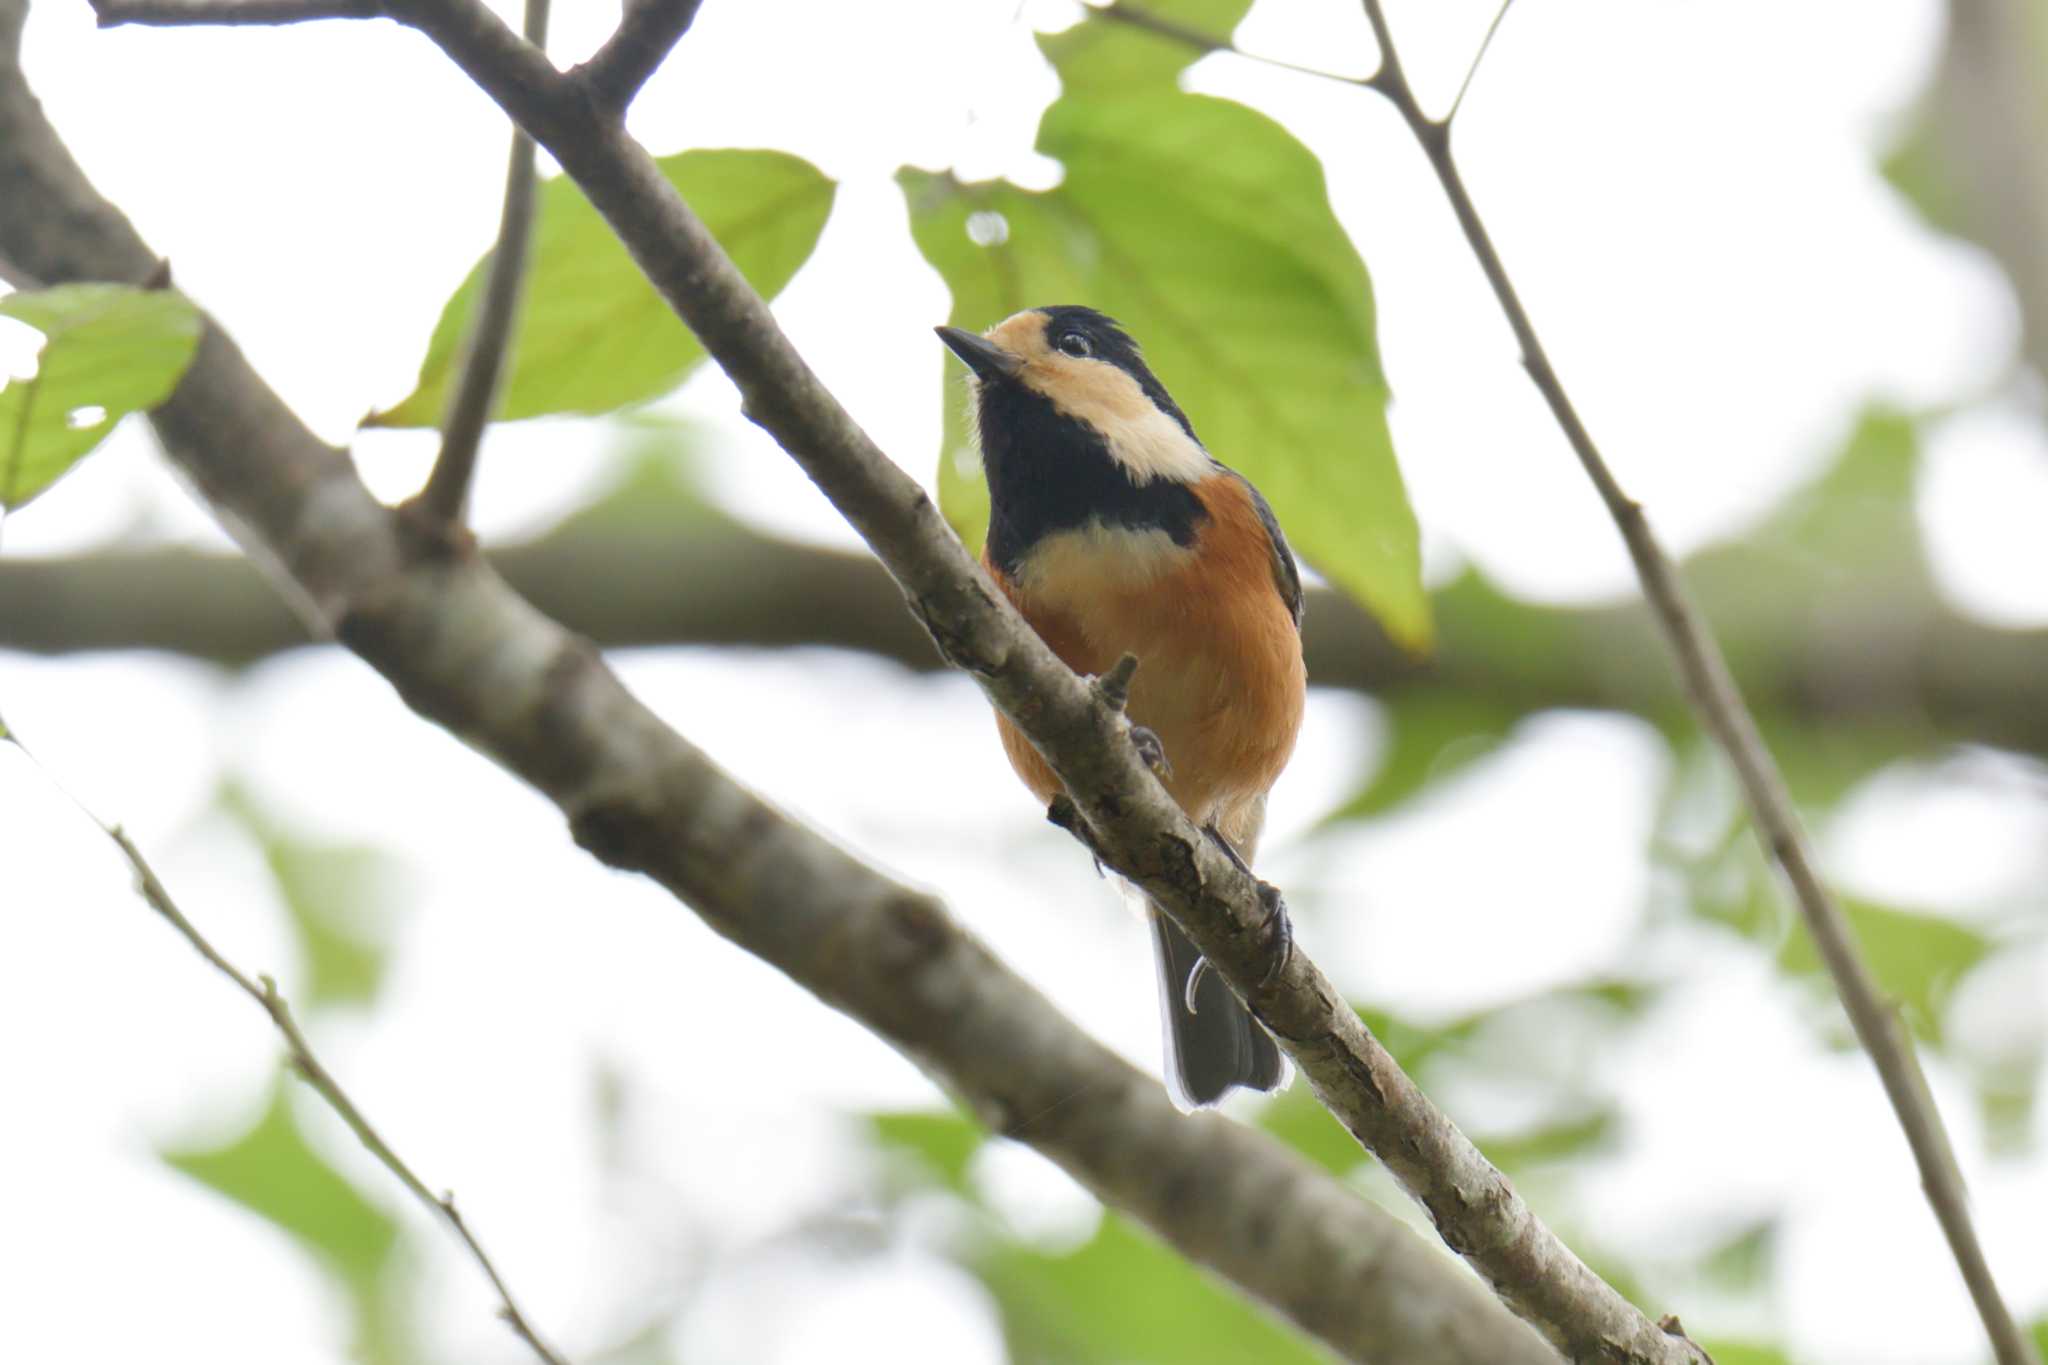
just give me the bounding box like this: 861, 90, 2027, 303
976, 378, 1208, 578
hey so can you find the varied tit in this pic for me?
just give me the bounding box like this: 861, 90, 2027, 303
936, 306, 1307, 1109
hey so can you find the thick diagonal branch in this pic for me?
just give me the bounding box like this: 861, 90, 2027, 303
0, 9, 1552, 1363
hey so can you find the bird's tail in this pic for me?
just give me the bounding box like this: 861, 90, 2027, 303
1148, 901, 1287, 1110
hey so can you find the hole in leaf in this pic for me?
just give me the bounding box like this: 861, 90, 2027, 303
965, 211, 1010, 248
67, 405, 109, 430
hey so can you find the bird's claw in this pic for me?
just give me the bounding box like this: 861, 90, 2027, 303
1254, 880, 1293, 987
1129, 723, 1172, 781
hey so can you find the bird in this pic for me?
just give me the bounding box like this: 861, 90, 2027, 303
936, 305, 1307, 1109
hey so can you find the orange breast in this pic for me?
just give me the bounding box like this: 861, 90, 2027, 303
985, 475, 1306, 852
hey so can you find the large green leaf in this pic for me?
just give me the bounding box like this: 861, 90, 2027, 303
901, 2, 1429, 649
371, 149, 834, 427
0, 284, 202, 509
164, 1078, 404, 1362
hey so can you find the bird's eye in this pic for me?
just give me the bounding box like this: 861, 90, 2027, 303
1056, 333, 1093, 359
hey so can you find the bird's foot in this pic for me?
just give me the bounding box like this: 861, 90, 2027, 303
1202, 823, 1293, 987
1253, 881, 1293, 987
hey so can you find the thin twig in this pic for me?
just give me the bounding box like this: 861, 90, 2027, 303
571, 0, 704, 116
1095, 1, 1365, 88
1444, 0, 1516, 126
414, 0, 549, 524
0, 727, 573, 1365
1343, 4, 2040, 1363
89, 0, 377, 25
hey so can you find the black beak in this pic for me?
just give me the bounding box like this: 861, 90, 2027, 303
935, 326, 1024, 382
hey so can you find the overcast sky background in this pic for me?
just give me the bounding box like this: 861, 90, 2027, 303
3, 0, 2045, 1361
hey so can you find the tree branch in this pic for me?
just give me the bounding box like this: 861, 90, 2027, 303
1344, 4, 2039, 1363
90, 0, 379, 25
413, 0, 548, 525
0, 725, 570, 1365
13, 529, 2048, 762
0, 10, 1554, 1363
571, 0, 704, 116
65, 2, 1753, 1359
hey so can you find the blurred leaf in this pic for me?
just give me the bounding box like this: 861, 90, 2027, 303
1256, 1085, 1365, 1178
1978, 1061, 2041, 1155
1327, 693, 1523, 823
0, 284, 202, 509
2034, 1319, 2048, 1359
164, 1078, 403, 1361
1778, 898, 1991, 1044
901, 1, 1429, 651
1475, 1110, 1614, 1172
1695, 1344, 1793, 1365
1697, 1217, 1776, 1293
1748, 408, 1918, 564
870, 1108, 985, 1192
1697, 853, 1992, 1045
221, 785, 394, 1010
984, 1212, 1329, 1365
372, 149, 834, 427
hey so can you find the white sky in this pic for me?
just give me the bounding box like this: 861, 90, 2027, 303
3, 1, 2045, 1363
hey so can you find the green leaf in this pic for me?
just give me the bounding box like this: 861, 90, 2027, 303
164, 1078, 404, 1361
372, 149, 835, 427
221, 785, 394, 1010
901, 3, 1429, 650
983, 1212, 1327, 1365
1777, 898, 1991, 1045
1697, 1218, 1776, 1293
870, 1108, 985, 1192
0, 284, 202, 509
1695, 852, 1991, 1045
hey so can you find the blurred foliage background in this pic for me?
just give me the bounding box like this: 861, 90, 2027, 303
2, 1, 2045, 1363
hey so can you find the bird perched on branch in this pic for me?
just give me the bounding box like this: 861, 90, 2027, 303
937, 306, 1306, 1109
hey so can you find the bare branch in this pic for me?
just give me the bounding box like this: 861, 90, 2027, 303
1346, 2, 2039, 1362
572, 0, 704, 116
0, 12, 1554, 1361
0, 726, 571, 1365
91, 0, 379, 26
413, 0, 549, 524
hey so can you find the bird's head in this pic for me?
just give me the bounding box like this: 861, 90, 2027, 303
936, 306, 1210, 490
